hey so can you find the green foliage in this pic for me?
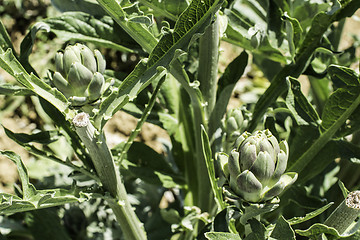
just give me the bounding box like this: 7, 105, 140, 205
1, 0, 360, 239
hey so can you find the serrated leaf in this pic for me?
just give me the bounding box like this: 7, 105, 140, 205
2, 129, 60, 144
0, 151, 37, 199
270, 216, 296, 240
248, 1, 360, 131
321, 86, 360, 130
0, 83, 33, 96
0, 151, 95, 215
97, 0, 158, 53
205, 232, 242, 240
289, 83, 360, 174
138, 0, 188, 20
0, 49, 73, 119
148, 0, 224, 66
94, 63, 166, 128
328, 64, 360, 87
94, 0, 224, 128
3, 127, 96, 180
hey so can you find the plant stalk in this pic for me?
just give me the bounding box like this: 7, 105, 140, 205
198, 13, 220, 119
324, 191, 360, 235
170, 60, 213, 213
73, 112, 147, 240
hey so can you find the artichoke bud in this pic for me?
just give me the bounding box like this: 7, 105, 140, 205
52, 43, 107, 106
223, 129, 297, 203
222, 108, 249, 153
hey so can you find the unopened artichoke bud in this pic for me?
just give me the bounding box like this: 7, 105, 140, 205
52, 43, 106, 106
223, 129, 297, 203
222, 108, 248, 153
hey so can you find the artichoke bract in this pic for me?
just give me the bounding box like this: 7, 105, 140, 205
222, 129, 297, 203
52, 43, 106, 106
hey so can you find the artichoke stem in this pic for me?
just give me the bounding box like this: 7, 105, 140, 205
324, 191, 360, 235
73, 112, 147, 240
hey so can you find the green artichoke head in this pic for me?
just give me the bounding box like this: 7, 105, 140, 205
52, 43, 106, 106
223, 129, 297, 203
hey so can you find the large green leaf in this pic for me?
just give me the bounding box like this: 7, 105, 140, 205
248, 0, 360, 131
328, 64, 360, 88
41, 12, 139, 52
3, 127, 97, 180
94, 0, 224, 128
223, 2, 287, 64
96, 0, 158, 53
0, 49, 74, 119
0, 151, 94, 215
147, 0, 224, 66
321, 87, 360, 131
288, 65, 360, 175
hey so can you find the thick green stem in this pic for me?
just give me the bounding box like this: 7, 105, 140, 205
73, 113, 147, 240
198, 14, 220, 119
324, 191, 360, 235
170, 61, 213, 213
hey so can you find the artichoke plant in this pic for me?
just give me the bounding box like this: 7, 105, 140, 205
52, 43, 107, 106
222, 129, 297, 203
